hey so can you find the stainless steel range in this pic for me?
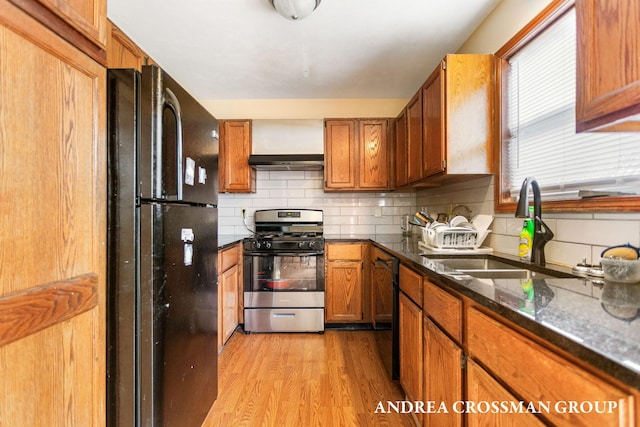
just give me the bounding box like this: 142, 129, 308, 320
243, 209, 325, 333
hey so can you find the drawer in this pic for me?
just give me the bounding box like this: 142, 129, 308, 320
244, 308, 324, 333
220, 244, 241, 272
467, 307, 634, 427
423, 279, 462, 343
399, 264, 422, 307
326, 242, 363, 261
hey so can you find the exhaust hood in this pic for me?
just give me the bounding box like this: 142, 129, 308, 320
248, 154, 324, 170
250, 119, 324, 170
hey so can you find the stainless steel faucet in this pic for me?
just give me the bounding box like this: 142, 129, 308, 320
515, 177, 554, 265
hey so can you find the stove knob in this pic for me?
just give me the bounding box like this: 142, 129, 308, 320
264, 241, 272, 249
255, 241, 261, 249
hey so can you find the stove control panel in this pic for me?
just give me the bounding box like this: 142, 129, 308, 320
244, 238, 324, 254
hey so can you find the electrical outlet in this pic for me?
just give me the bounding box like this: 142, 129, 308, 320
374, 206, 382, 217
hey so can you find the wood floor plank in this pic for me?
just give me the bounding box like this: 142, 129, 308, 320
203, 330, 414, 427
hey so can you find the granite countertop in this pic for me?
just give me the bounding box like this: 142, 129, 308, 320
222, 233, 640, 389
361, 233, 640, 390
218, 234, 252, 249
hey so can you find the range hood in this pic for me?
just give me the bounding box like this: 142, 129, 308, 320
248, 154, 324, 170
249, 119, 325, 170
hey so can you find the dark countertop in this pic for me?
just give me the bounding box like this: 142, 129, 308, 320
223, 233, 640, 389
218, 234, 252, 250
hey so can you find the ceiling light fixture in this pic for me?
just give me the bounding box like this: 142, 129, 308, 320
269, 0, 321, 21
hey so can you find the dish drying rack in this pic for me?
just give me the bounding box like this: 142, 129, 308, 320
421, 226, 491, 250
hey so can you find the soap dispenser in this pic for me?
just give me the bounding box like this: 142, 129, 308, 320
518, 206, 534, 260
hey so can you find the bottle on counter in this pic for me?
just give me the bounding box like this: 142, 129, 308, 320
518, 206, 534, 260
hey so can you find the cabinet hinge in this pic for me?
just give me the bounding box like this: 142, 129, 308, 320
460, 353, 467, 370
442, 159, 447, 169
441, 60, 446, 70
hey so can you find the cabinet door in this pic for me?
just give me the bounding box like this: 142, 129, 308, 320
220, 120, 255, 193
422, 67, 445, 177
576, 0, 640, 131
325, 260, 363, 322
358, 119, 389, 189
0, 6, 106, 426
107, 21, 147, 70
221, 264, 239, 345
399, 293, 422, 403
406, 91, 424, 183
467, 359, 545, 427
10, 0, 107, 62
395, 110, 408, 187
467, 307, 634, 426
370, 251, 393, 326
324, 119, 357, 189
424, 318, 462, 427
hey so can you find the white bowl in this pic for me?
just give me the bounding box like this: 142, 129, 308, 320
600, 258, 640, 283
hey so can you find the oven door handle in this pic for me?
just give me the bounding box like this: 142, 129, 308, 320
244, 251, 324, 257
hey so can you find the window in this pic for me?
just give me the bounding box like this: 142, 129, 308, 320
496, 4, 640, 212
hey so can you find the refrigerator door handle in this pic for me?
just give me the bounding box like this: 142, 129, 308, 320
163, 87, 184, 201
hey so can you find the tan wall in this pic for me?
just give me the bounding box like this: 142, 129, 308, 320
456, 0, 554, 54
201, 98, 408, 120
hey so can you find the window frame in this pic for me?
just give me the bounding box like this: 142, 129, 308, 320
493, 0, 640, 214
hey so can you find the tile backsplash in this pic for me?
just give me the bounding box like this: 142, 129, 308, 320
219, 171, 640, 268
218, 170, 417, 236
416, 176, 640, 267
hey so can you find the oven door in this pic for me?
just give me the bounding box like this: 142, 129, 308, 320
244, 252, 324, 294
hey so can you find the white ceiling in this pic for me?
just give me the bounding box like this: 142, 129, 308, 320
107, 0, 500, 101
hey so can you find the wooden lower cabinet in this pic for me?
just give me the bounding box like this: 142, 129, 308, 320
399, 292, 423, 406
467, 306, 635, 426
370, 247, 393, 327
218, 244, 242, 350
325, 243, 365, 322
466, 359, 545, 427
423, 317, 462, 427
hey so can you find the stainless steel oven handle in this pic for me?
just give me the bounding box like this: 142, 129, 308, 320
273, 313, 296, 318
244, 252, 323, 257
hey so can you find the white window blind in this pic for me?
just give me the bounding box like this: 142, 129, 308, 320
505, 8, 640, 200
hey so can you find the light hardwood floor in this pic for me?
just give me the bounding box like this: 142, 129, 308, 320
203, 330, 415, 427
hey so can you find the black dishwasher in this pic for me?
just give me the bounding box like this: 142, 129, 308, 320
371, 248, 400, 380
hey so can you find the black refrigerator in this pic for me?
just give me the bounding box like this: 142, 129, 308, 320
107, 65, 219, 427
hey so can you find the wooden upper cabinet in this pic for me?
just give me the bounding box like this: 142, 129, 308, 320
325, 118, 390, 191
396, 54, 494, 188
358, 119, 389, 189
576, 0, 640, 132
9, 0, 107, 64
107, 21, 146, 70
324, 119, 357, 189
394, 109, 408, 188
219, 119, 255, 193
406, 91, 423, 184
422, 67, 444, 177
429, 54, 494, 180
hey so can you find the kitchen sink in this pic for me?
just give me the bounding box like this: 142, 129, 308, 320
423, 256, 575, 280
